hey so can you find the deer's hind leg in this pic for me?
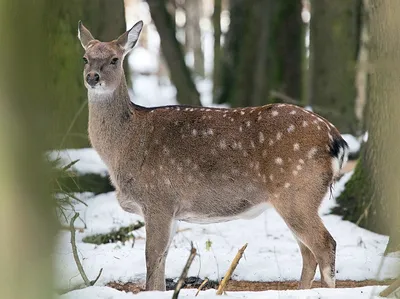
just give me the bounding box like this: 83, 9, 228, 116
271, 175, 336, 289
295, 238, 318, 289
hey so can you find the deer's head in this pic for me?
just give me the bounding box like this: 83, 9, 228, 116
77, 21, 143, 94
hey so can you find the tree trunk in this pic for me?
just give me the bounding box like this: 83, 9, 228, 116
217, 0, 303, 107
309, 0, 360, 134
185, 0, 205, 77
268, 0, 303, 101
333, 0, 400, 253
147, 0, 201, 106
0, 1, 56, 298
47, 0, 127, 149
212, 0, 222, 102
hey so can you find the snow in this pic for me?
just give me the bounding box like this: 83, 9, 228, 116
49, 148, 108, 176
55, 168, 400, 296
342, 134, 361, 154
60, 286, 387, 299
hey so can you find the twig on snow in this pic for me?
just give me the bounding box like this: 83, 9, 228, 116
379, 277, 400, 297
216, 243, 248, 295
172, 243, 197, 299
195, 278, 209, 296
70, 212, 103, 287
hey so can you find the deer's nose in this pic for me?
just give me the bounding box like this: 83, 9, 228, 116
86, 72, 100, 87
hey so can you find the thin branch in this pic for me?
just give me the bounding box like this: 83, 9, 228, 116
216, 243, 248, 295
172, 243, 197, 299
195, 278, 209, 296
379, 277, 400, 297
70, 212, 103, 287
70, 213, 91, 286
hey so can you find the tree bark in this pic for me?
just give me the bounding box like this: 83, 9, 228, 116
334, 0, 400, 253
0, 1, 56, 298
185, 0, 205, 77
212, 0, 222, 101
147, 0, 201, 106
217, 0, 303, 107
310, 0, 360, 134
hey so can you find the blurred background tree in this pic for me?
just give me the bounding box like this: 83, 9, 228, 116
0, 0, 56, 299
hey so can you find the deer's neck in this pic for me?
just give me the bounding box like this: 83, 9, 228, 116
87, 76, 138, 166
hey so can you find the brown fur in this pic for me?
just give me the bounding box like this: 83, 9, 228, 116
78, 21, 347, 291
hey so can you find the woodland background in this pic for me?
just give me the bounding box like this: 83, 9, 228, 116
0, 0, 399, 298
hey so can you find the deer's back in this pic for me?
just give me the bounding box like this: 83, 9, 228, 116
114, 103, 347, 222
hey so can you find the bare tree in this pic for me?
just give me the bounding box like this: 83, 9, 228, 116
147, 0, 201, 106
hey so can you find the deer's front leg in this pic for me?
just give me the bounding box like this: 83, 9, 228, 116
144, 211, 176, 291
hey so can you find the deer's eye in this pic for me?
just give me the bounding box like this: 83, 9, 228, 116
110, 57, 119, 65
83, 57, 88, 64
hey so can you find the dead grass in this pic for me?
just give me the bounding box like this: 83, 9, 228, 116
107, 279, 394, 294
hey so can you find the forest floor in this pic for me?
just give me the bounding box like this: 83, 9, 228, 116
107, 278, 395, 293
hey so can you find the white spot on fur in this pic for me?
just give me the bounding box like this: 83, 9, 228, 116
275, 157, 283, 165
290, 110, 297, 115
258, 115, 262, 121
302, 121, 308, 127
246, 121, 251, 127
276, 132, 282, 140
223, 114, 227, 118
288, 125, 295, 133
299, 159, 305, 164
296, 165, 302, 171
272, 110, 279, 116
293, 143, 300, 151
259, 132, 265, 143
269, 139, 274, 146
293, 170, 298, 176
269, 174, 274, 181
164, 178, 171, 186
207, 128, 214, 135
220, 139, 227, 149
317, 125, 321, 130
192, 129, 197, 136
243, 151, 248, 157
307, 147, 318, 159
239, 126, 243, 132
250, 140, 255, 148
284, 182, 291, 188
240, 111, 245, 115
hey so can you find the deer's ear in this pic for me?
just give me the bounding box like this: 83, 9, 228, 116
78, 21, 95, 49
116, 21, 143, 55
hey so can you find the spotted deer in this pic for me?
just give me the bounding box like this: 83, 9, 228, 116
78, 20, 349, 291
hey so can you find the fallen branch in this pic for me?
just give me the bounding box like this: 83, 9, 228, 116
216, 243, 248, 295
172, 243, 197, 299
70, 212, 103, 287
195, 278, 209, 296
379, 277, 400, 297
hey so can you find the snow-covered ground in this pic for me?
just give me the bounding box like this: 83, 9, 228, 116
61, 285, 388, 299
54, 158, 399, 298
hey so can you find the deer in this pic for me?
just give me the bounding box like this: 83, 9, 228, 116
77, 20, 349, 291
